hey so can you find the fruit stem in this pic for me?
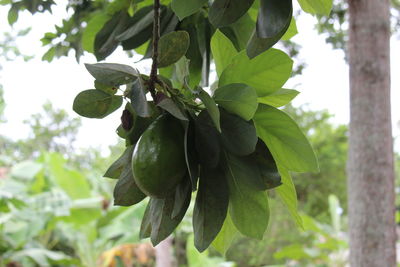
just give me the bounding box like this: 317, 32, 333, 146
149, 0, 160, 101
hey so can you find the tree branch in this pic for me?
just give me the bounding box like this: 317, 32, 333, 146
149, 0, 160, 101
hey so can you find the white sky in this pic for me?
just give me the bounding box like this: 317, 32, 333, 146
0, 3, 399, 153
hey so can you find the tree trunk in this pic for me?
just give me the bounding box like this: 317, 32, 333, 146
155, 237, 174, 267
347, 0, 396, 266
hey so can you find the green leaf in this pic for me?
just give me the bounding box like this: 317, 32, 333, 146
121, 6, 154, 50
140, 201, 152, 239
158, 31, 190, 68
129, 77, 152, 118
220, 108, 257, 156
94, 11, 129, 61
224, 153, 265, 191
209, 0, 255, 27
257, 88, 299, 107
251, 139, 282, 189
281, 17, 298, 41
246, 0, 292, 58
211, 30, 238, 77
94, 80, 118, 95
219, 49, 293, 97
172, 178, 192, 218
85, 63, 138, 86
41, 47, 55, 62
211, 214, 238, 255
150, 188, 191, 245
193, 167, 229, 252
104, 146, 134, 179
256, 0, 292, 39
297, 0, 333, 15
117, 9, 154, 41
195, 111, 221, 168
113, 147, 147, 206
276, 165, 303, 228
183, 120, 199, 190
157, 97, 188, 121
214, 83, 258, 121
73, 89, 123, 119
253, 104, 319, 172
171, 0, 207, 20
82, 13, 110, 53
219, 13, 254, 52
196, 87, 221, 132
223, 152, 269, 239
196, 16, 212, 86
7, 6, 18, 25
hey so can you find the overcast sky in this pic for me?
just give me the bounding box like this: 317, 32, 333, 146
0, 3, 399, 153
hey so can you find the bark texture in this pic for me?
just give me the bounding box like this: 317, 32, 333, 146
347, 0, 396, 266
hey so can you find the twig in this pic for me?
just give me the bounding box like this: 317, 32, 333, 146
148, 0, 160, 101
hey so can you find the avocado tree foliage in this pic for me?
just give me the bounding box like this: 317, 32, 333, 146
3, 0, 332, 253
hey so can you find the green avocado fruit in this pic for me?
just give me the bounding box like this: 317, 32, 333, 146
132, 115, 186, 198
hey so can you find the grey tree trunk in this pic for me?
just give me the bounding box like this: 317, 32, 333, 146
347, 0, 396, 266
155, 237, 174, 267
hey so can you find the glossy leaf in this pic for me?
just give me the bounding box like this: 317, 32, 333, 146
179, 19, 203, 87
257, 88, 299, 107
297, 0, 333, 15
220, 109, 257, 156
172, 178, 192, 218
171, 0, 207, 20
129, 77, 152, 118
224, 152, 269, 239
150, 188, 191, 246
140, 201, 152, 239
117, 10, 154, 41
113, 150, 147, 206
281, 17, 298, 41
157, 97, 188, 121
196, 87, 221, 132
211, 30, 238, 77
121, 6, 154, 50
195, 111, 221, 168
104, 146, 134, 179
85, 63, 138, 86
193, 167, 229, 252
219, 13, 254, 51
158, 31, 190, 68
196, 16, 213, 86
82, 13, 110, 53
246, 22, 292, 59
219, 49, 293, 97
73, 89, 122, 119
253, 104, 319, 172
209, 0, 254, 27
256, 0, 292, 39
183, 119, 199, 190
211, 214, 238, 255
276, 165, 303, 228
224, 153, 265, 191
94, 11, 129, 61
214, 83, 258, 121
251, 139, 282, 189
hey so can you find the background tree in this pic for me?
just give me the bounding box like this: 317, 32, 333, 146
347, 0, 396, 266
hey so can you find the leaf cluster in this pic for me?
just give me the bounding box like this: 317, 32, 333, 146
69, 0, 330, 253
